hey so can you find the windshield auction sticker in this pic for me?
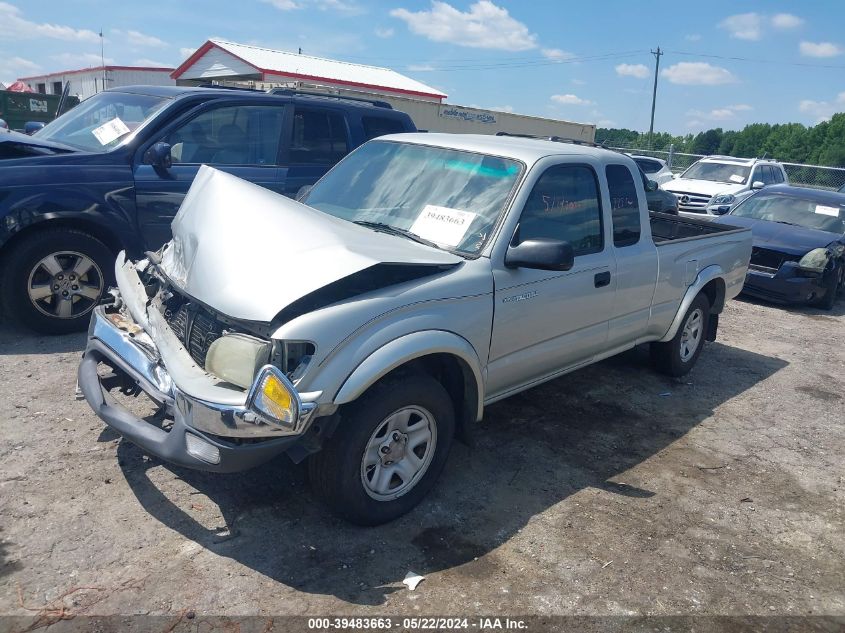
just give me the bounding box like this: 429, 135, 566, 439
92, 117, 131, 145
814, 204, 841, 217
411, 205, 477, 246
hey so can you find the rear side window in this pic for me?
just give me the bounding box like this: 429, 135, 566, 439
606, 164, 641, 247
635, 158, 661, 174
362, 116, 407, 140
516, 164, 603, 256
291, 108, 349, 164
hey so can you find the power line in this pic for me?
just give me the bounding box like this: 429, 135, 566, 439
400, 50, 647, 72
667, 49, 845, 70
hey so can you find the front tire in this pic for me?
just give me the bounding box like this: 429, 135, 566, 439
0, 229, 114, 334
812, 265, 841, 311
308, 373, 455, 526
650, 293, 710, 377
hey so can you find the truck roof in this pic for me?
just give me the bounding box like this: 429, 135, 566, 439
105, 84, 404, 112
378, 132, 620, 164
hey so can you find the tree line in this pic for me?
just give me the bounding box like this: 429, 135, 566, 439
596, 112, 845, 167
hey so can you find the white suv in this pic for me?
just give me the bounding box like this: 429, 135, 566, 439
664, 156, 788, 215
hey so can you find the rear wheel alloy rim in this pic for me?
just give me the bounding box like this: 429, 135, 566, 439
26, 251, 104, 320
679, 308, 704, 362
360, 405, 437, 501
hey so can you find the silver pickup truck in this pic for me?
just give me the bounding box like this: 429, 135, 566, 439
78, 134, 752, 525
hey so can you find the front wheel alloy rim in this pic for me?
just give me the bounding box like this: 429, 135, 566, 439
361, 405, 437, 501
27, 251, 104, 319
680, 308, 704, 362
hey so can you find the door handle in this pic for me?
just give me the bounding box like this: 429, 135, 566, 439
594, 271, 611, 288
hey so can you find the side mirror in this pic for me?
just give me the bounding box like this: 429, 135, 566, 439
24, 121, 45, 135
645, 179, 659, 192
144, 141, 172, 169
751, 180, 765, 190
505, 238, 574, 272
295, 185, 313, 202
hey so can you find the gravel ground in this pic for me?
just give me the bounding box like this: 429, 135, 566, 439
0, 295, 843, 627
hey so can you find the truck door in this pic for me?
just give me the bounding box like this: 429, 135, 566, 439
133, 102, 286, 249
604, 163, 659, 350
281, 106, 350, 197
487, 162, 616, 398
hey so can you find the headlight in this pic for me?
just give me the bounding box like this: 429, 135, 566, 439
798, 248, 831, 273
247, 365, 300, 430
205, 333, 271, 390
711, 193, 736, 205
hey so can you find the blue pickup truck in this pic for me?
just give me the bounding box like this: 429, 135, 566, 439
0, 85, 416, 333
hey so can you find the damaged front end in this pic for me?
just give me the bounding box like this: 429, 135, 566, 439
77, 254, 321, 473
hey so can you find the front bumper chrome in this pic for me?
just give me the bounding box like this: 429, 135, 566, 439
78, 304, 316, 472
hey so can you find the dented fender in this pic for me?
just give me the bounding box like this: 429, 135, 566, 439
333, 330, 484, 421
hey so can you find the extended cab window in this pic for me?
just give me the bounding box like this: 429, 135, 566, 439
362, 116, 406, 140
167, 105, 284, 165
515, 164, 603, 256
606, 164, 641, 247
291, 108, 349, 164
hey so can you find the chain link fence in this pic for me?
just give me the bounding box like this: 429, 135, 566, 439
606, 144, 845, 191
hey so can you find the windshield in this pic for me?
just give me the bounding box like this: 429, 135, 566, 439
35, 91, 170, 152
681, 161, 751, 185
304, 140, 523, 255
732, 193, 845, 234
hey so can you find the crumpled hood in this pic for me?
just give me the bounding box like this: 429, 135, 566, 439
160, 166, 462, 323
714, 214, 842, 256
664, 178, 745, 198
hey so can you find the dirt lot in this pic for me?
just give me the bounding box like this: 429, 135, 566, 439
1, 295, 843, 627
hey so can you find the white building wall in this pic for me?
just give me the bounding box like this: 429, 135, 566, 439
23, 69, 175, 101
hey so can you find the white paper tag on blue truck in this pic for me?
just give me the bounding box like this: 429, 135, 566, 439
92, 117, 130, 145
410, 205, 476, 247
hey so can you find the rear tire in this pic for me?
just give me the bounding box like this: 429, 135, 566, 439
0, 229, 114, 334
651, 293, 710, 377
308, 373, 455, 526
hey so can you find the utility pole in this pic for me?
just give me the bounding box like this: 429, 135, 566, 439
648, 46, 663, 150
99, 29, 106, 93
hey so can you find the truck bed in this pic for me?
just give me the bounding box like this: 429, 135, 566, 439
650, 212, 745, 245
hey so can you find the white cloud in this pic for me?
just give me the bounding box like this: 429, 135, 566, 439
51, 52, 114, 67
771, 13, 803, 29
799, 92, 845, 122
0, 2, 100, 43
489, 105, 513, 113
391, 1, 537, 51
571, 78, 586, 86
719, 12, 763, 41
687, 104, 754, 120
596, 119, 616, 127
685, 34, 702, 42
134, 58, 172, 67
179, 47, 196, 59
112, 29, 166, 48
0, 55, 40, 84
263, 0, 363, 12
551, 93, 592, 106
615, 63, 649, 79
727, 103, 753, 111
407, 63, 435, 71
375, 27, 394, 38
799, 41, 843, 58
541, 48, 574, 62
662, 62, 738, 85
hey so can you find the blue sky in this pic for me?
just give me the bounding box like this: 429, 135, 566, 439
2, 0, 844, 134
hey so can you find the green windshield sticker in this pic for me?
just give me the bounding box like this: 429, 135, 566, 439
444, 160, 519, 178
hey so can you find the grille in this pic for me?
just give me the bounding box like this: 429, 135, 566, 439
162, 301, 224, 367
749, 247, 799, 273
670, 190, 712, 212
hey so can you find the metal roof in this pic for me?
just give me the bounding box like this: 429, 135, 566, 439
172, 39, 447, 101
